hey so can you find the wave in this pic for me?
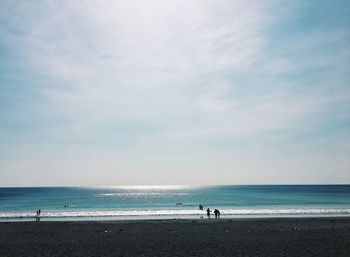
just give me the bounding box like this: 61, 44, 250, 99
97, 192, 189, 197
1, 208, 350, 219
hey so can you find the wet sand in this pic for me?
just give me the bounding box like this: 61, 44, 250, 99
0, 217, 349, 257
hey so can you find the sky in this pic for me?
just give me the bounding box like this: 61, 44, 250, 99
0, 0, 349, 186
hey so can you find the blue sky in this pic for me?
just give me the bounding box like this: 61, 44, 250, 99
0, 0, 349, 186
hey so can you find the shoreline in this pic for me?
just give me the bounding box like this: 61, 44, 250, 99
2, 215, 350, 224
1, 217, 349, 256
2, 213, 350, 222
2, 206, 350, 222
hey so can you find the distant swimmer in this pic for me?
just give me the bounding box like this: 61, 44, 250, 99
199, 204, 203, 210
64, 204, 69, 208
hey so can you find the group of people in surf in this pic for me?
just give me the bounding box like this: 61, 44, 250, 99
199, 204, 220, 218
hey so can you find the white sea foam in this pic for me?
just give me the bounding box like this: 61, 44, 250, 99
97, 192, 189, 197
1, 208, 350, 219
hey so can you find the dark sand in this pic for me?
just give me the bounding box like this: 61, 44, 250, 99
1, 217, 349, 257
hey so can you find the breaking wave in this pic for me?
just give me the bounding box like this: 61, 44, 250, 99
1, 208, 350, 219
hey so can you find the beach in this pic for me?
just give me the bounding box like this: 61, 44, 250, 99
0, 217, 349, 257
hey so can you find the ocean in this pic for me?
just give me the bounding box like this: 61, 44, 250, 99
1, 185, 350, 221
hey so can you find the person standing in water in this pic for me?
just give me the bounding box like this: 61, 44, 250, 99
35, 209, 41, 222
214, 209, 220, 218
206, 208, 211, 218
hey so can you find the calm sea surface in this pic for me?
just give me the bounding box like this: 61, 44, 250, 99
1, 185, 350, 221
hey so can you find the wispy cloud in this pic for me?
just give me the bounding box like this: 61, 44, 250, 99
0, 0, 349, 185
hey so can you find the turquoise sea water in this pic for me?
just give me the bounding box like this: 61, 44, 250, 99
1, 185, 350, 221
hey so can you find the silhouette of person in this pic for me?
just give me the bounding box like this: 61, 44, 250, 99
214, 209, 220, 218
206, 208, 211, 218
36, 210, 40, 222
199, 204, 203, 210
